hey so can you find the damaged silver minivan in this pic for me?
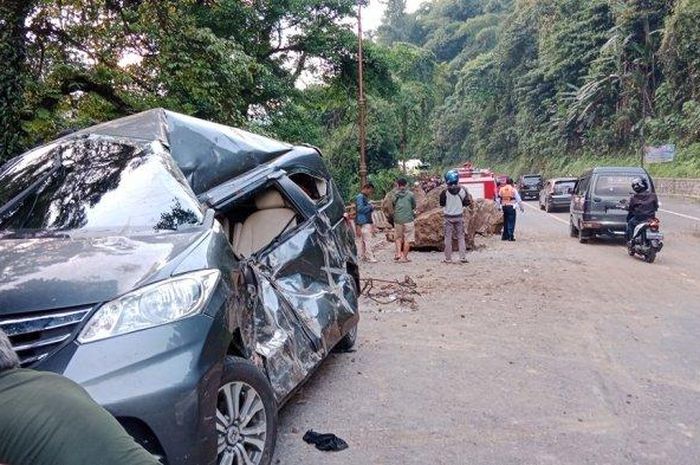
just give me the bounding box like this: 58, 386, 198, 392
0, 109, 360, 465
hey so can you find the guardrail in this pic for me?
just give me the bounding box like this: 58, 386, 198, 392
654, 177, 700, 199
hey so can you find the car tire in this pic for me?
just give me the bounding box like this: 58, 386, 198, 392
216, 356, 278, 465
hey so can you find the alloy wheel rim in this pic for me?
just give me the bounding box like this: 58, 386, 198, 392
216, 381, 267, 465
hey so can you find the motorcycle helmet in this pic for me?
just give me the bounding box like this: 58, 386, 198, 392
445, 169, 459, 186
631, 177, 648, 193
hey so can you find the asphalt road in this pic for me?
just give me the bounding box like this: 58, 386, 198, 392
272, 196, 700, 465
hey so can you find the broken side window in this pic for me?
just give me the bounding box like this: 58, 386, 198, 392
289, 172, 328, 203
217, 186, 302, 259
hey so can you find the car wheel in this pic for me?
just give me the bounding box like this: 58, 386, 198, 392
335, 324, 358, 352
216, 356, 278, 465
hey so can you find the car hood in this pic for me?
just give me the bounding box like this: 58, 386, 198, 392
0, 231, 207, 316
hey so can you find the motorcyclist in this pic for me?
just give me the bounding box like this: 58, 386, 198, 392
625, 177, 659, 243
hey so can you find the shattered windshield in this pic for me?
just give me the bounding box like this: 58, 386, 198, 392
0, 137, 204, 235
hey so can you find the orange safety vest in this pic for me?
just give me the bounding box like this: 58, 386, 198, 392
499, 185, 516, 206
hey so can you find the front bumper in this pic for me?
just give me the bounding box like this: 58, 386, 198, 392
39, 313, 229, 465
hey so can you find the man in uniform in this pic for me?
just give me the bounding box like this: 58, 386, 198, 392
497, 177, 524, 241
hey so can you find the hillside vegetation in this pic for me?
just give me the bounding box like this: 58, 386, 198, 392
2, 1, 699, 199
377, 0, 700, 182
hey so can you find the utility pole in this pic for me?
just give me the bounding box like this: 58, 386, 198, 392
357, 0, 368, 187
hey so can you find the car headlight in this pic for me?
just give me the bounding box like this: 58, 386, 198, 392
78, 269, 221, 343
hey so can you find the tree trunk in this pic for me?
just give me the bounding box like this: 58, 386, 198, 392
0, 0, 33, 163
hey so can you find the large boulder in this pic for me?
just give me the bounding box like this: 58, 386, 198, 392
414, 207, 476, 250
415, 187, 440, 215
385, 197, 503, 250
470, 198, 503, 236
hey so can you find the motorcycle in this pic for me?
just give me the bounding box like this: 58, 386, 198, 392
628, 217, 664, 263
616, 200, 664, 263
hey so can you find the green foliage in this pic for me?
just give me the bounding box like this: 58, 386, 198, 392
4, 0, 359, 164
0, 0, 34, 160
660, 0, 700, 104
6, 0, 700, 197
387, 0, 700, 178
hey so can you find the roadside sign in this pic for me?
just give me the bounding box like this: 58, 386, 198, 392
644, 144, 676, 163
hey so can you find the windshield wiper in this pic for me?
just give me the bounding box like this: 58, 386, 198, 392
0, 154, 62, 220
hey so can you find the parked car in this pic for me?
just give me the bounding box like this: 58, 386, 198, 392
0, 109, 360, 465
539, 177, 577, 212
518, 174, 543, 200
569, 166, 655, 243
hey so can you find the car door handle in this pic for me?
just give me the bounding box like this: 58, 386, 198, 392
593, 197, 602, 202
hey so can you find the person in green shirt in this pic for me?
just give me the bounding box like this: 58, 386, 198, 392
391, 177, 417, 262
0, 329, 160, 465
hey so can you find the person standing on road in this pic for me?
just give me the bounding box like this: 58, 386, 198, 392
497, 177, 524, 241
439, 169, 471, 263
391, 177, 416, 262
355, 183, 377, 263
0, 329, 160, 465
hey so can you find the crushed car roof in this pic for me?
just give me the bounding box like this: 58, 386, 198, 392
64, 108, 297, 195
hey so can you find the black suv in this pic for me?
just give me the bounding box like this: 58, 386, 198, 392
0, 109, 360, 465
569, 166, 654, 243
518, 174, 543, 200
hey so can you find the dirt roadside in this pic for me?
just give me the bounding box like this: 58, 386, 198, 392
273, 202, 700, 465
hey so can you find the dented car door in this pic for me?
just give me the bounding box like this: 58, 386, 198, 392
215, 173, 358, 402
